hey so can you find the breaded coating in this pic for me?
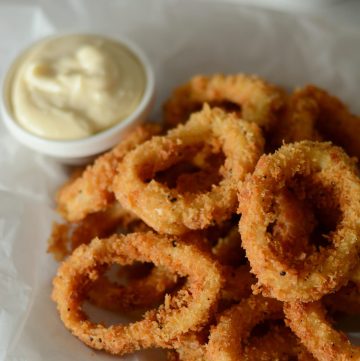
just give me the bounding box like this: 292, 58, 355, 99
271, 85, 360, 160
206, 295, 282, 361
52, 232, 223, 356
239, 141, 360, 302
285, 301, 360, 361
56, 123, 161, 222
115, 105, 264, 235
163, 74, 285, 131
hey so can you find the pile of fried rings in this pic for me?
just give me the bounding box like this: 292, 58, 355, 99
49, 74, 360, 361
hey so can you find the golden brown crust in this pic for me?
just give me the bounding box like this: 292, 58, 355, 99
47, 202, 142, 260
87, 266, 178, 312
271, 85, 360, 160
52, 232, 223, 355
205, 295, 283, 361
167, 332, 207, 361
270, 87, 322, 148
115, 105, 264, 235
284, 301, 360, 361
163, 74, 286, 131
56, 123, 161, 222
239, 141, 360, 302
243, 325, 316, 361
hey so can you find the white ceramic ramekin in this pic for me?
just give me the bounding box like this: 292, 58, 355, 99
1, 33, 155, 164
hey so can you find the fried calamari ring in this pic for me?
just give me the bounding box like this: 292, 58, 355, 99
239, 141, 360, 302
284, 301, 360, 361
271, 85, 360, 159
115, 105, 264, 235
56, 123, 161, 222
52, 232, 223, 355
163, 74, 285, 131
206, 295, 283, 361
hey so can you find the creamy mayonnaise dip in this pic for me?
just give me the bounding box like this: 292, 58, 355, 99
8, 34, 146, 140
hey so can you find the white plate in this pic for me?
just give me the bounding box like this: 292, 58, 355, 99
0, 1, 359, 360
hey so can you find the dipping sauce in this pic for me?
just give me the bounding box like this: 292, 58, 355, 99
7, 34, 146, 140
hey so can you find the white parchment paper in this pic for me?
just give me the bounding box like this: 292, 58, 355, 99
0, 1, 359, 360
